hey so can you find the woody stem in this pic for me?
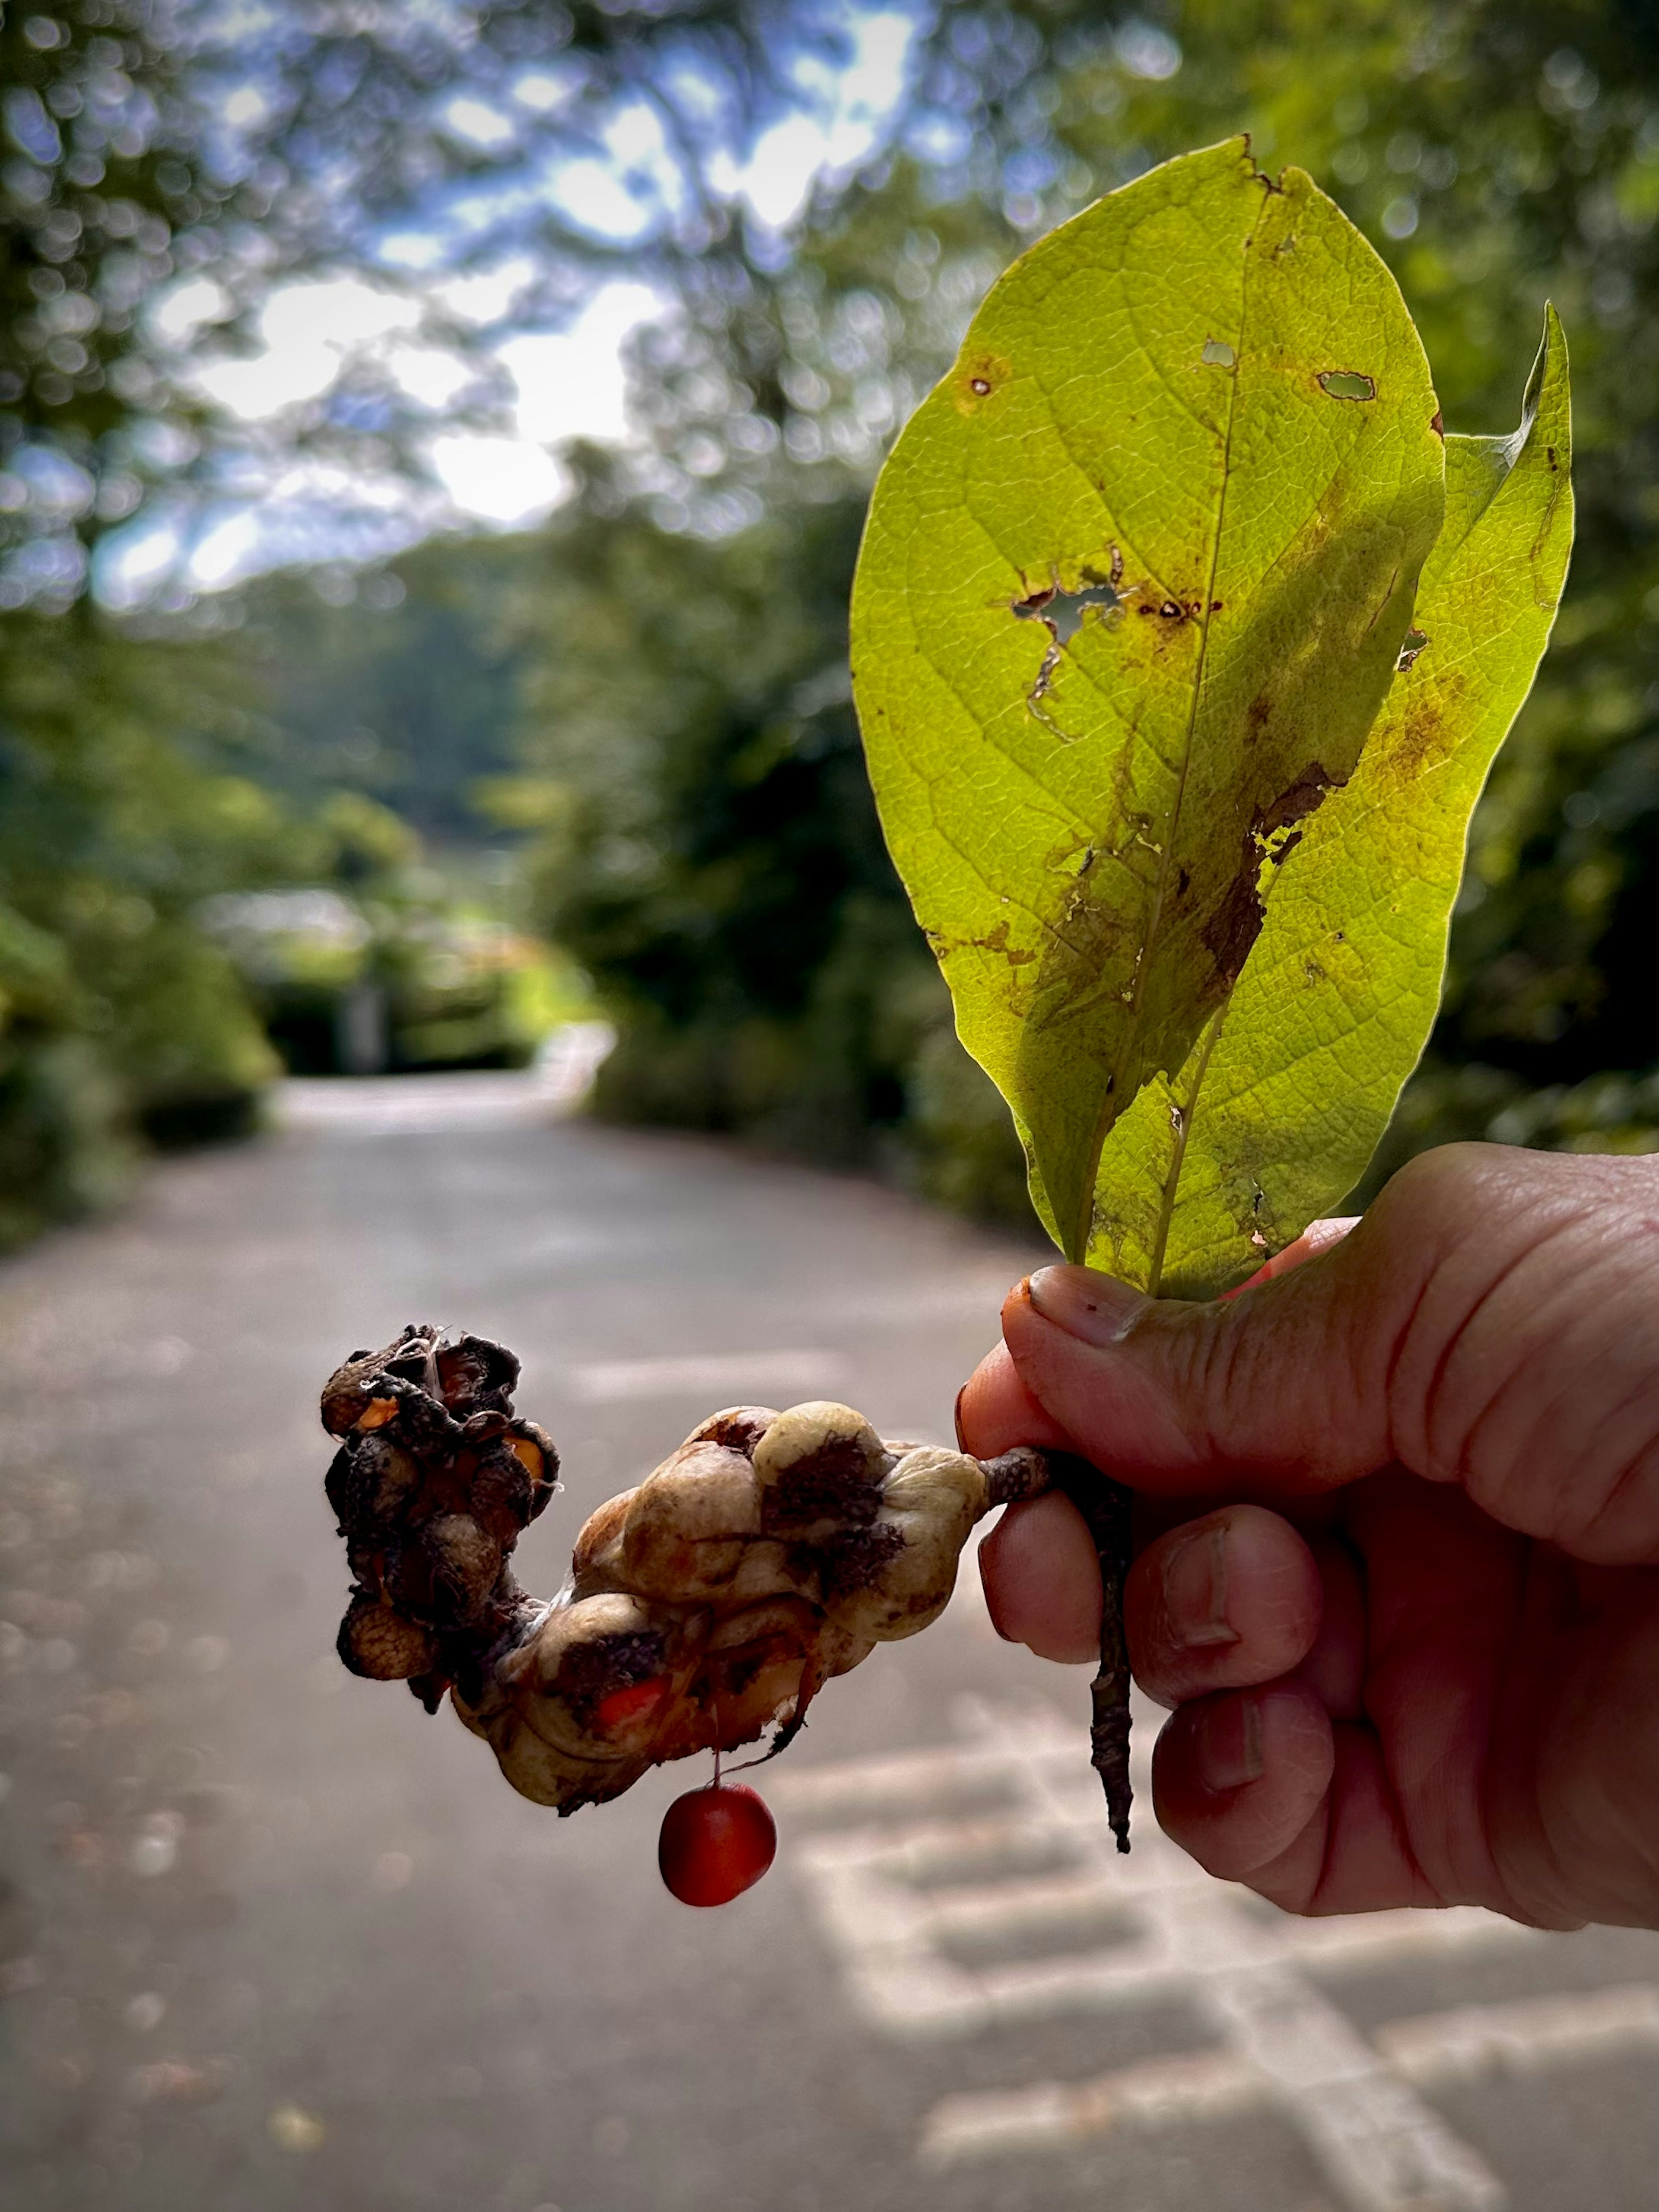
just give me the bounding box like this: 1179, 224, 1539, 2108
978, 1446, 1135, 1851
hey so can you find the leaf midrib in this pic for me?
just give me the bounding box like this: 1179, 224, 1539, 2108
1068, 200, 1255, 1263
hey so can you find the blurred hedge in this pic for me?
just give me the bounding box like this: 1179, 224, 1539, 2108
0, 606, 316, 1242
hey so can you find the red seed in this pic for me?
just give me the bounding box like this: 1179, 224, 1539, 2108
658, 1783, 777, 1907
593, 1676, 671, 1733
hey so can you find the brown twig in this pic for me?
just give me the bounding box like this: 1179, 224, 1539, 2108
1052, 1454, 1135, 1851
978, 1444, 1135, 1848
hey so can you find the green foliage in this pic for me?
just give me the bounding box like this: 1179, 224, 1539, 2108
854, 143, 1449, 1268
228, 548, 530, 845
1090, 311, 1573, 1292
499, 479, 984, 1174
534, 1, 1659, 1227
0, 602, 299, 1238
4, 0, 1652, 1257
1018, 3, 1659, 1121
207, 871, 561, 1079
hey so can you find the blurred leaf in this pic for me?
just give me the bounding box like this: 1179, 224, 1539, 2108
1093, 310, 1574, 1293
853, 139, 1444, 1266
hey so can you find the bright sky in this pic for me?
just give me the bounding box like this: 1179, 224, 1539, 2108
99, 10, 915, 602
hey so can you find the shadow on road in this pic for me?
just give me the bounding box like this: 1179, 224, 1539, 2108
0, 1072, 1656, 2212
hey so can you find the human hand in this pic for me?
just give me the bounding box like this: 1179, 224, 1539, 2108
958, 1145, 1659, 1930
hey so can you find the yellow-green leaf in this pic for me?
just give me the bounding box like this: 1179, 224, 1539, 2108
852, 139, 1446, 1263
1092, 309, 1574, 1295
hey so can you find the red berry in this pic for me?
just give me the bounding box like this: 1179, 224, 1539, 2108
658, 1783, 777, 1907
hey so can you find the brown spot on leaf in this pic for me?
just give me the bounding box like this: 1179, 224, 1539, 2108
925, 917, 1037, 968
1385, 698, 1452, 783
956, 353, 1010, 411
979, 918, 1038, 967
1202, 765, 1335, 987
1203, 845, 1267, 987
1256, 763, 1333, 836
1430, 410, 1445, 438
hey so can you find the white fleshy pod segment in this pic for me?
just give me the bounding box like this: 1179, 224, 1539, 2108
837, 1448, 993, 1645
620, 1440, 763, 1599
748, 1402, 891, 1553
753, 1402, 887, 1488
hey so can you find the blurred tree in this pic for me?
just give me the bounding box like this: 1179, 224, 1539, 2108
228, 543, 528, 844
2, 0, 912, 599
0, 601, 302, 1240
0, 0, 219, 605
500, 478, 905, 1149
483, 448, 1027, 1207
524, 0, 1659, 1207
12, 0, 1659, 1247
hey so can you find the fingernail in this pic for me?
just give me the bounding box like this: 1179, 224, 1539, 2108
1193, 1694, 1265, 1793
1162, 1520, 1238, 1651
1027, 1265, 1148, 1348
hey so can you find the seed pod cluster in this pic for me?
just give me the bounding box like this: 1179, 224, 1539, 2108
454, 1400, 1015, 1813
321, 1325, 559, 1714
318, 1329, 1131, 1841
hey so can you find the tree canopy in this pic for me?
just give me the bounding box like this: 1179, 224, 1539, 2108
9, 0, 1659, 1246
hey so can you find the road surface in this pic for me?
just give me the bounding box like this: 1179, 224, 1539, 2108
1, 1072, 1657, 2212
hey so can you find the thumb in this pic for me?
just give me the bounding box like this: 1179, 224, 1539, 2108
1000, 1145, 1659, 1561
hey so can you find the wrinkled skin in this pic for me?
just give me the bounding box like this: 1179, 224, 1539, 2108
323, 1343, 1005, 1815
960, 1145, 1659, 1933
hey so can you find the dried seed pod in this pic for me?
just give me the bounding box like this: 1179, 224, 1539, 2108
321, 1330, 1132, 1839
339, 1595, 438, 1682
831, 1446, 991, 1645
466, 1441, 533, 1549
686, 1405, 778, 1455
341, 1432, 423, 1527
435, 1334, 519, 1416
619, 1440, 763, 1600
752, 1401, 887, 1535
424, 1514, 503, 1618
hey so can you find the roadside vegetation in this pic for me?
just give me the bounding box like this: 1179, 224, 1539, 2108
5, 0, 1659, 1245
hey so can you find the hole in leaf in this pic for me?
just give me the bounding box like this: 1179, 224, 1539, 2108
1013, 576, 1122, 645
1201, 339, 1236, 367
1319, 369, 1376, 401
1396, 628, 1429, 671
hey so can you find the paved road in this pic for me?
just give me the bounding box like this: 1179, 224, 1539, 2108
2, 1076, 1658, 2212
